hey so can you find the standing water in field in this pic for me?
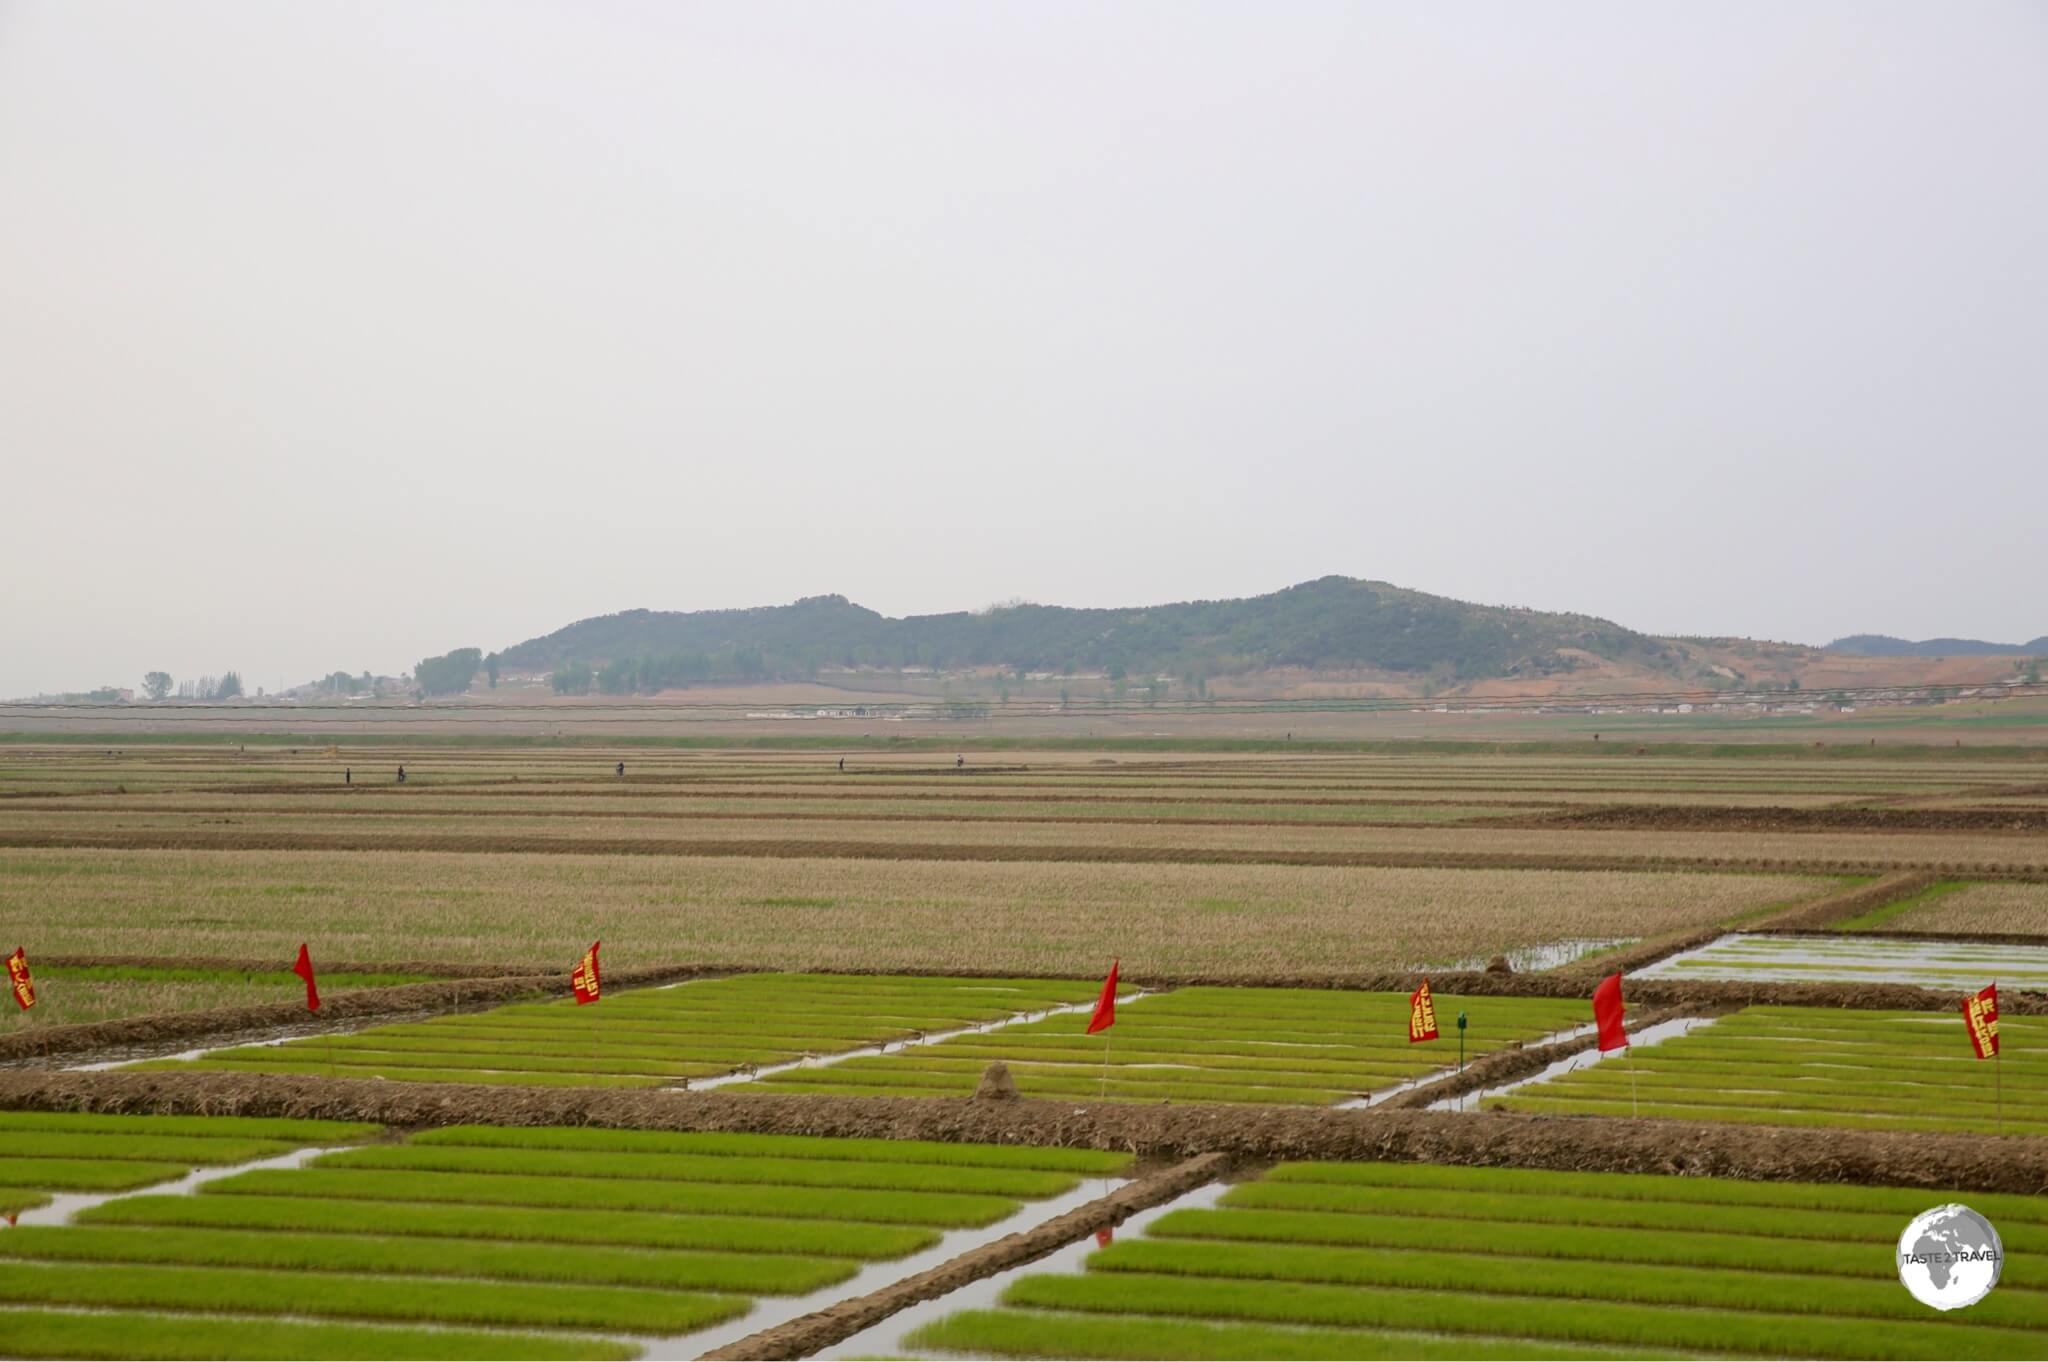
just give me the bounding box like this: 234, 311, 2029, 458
4, 1144, 354, 1228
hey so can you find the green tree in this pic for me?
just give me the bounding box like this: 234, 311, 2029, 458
141, 671, 173, 702
213, 671, 244, 700
416, 648, 483, 697
552, 661, 594, 695
485, 653, 500, 689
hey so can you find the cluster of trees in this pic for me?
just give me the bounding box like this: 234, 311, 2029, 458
141, 671, 242, 701
553, 647, 774, 695
316, 671, 376, 695
414, 648, 482, 697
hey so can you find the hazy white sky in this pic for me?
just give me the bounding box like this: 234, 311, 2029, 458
3, 1, 2043, 696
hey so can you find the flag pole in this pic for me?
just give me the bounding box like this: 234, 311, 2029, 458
1996, 1046, 2003, 1137
1099, 1029, 1112, 1099
1628, 1043, 1638, 1119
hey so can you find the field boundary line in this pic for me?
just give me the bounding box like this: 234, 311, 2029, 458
4, 1074, 2047, 1194
697, 1152, 1228, 1360
1, 828, 2041, 877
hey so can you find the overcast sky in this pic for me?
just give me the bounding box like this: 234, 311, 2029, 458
3, 1, 2043, 696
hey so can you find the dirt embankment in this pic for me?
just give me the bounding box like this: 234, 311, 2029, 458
34, 954, 528, 980
701, 1153, 1229, 1361
0, 965, 732, 1065
4, 1072, 2044, 1194
3, 828, 2042, 877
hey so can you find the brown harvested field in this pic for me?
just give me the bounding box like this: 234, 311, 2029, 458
0, 847, 1826, 981
1876, 879, 2048, 935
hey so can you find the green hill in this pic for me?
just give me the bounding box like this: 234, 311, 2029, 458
491, 577, 1682, 690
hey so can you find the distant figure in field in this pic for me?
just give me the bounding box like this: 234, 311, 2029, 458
397, 765, 406, 784
616, 761, 625, 778
838, 758, 845, 772
345, 768, 351, 785
956, 753, 964, 771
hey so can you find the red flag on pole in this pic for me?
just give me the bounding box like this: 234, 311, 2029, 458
1408, 978, 1439, 1043
1086, 959, 1118, 1034
1592, 972, 1627, 1052
5, 949, 34, 1012
571, 940, 602, 1005
1964, 983, 2000, 1059
290, 943, 319, 1012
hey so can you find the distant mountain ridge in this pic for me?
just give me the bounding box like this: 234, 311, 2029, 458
493, 576, 1685, 685
1827, 634, 2048, 657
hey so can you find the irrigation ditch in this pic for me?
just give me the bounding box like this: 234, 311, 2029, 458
697, 1153, 1228, 1361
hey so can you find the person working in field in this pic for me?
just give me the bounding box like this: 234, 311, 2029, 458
616, 761, 625, 778
397, 765, 406, 783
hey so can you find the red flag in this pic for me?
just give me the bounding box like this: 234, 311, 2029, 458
1592, 972, 1627, 1052
1408, 978, 1439, 1043
1963, 983, 2000, 1059
571, 940, 602, 1005
1085, 959, 1118, 1034
290, 943, 319, 1012
6, 948, 35, 1011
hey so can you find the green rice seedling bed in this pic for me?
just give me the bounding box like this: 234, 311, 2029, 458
0, 1159, 206, 1192
0, 1309, 633, 1361
1262, 1161, 2048, 1226
0, 1260, 746, 1334
1490, 1006, 2048, 1132
0, 1224, 856, 1294
909, 1310, 1664, 1360
913, 1159, 2048, 1359
759, 1068, 1366, 1106
206, 1165, 1023, 1225
753, 986, 1588, 1105
126, 1057, 679, 1088
314, 1143, 1084, 1197
998, 1271, 2042, 1359
4, 1121, 1120, 1354
1148, 1206, 2048, 1290
409, 1125, 1131, 1173
82, 1194, 942, 1258
139, 971, 1099, 1087
0, 1133, 301, 1165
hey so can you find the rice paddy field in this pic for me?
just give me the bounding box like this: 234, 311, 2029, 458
1635, 932, 2048, 990
750, 986, 1590, 1105
2, 739, 2045, 1358
131, 973, 1101, 1087
0, 1111, 380, 1219
1490, 1006, 2048, 1134
0, 1117, 1128, 1359
906, 1160, 2048, 1359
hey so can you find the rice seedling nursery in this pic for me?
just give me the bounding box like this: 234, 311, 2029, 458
1, 736, 2043, 1358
